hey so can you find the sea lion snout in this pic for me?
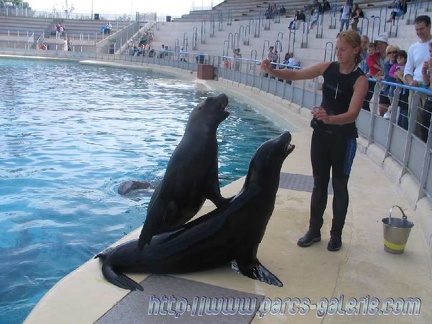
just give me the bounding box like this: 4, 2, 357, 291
216, 93, 229, 109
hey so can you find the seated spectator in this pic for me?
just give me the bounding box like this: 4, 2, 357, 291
310, 8, 319, 30
296, 10, 306, 30
50, 24, 57, 36
322, 0, 331, 12
289, 11, 299, 30
279, 5, 286, 16
387, 0, 407, 24
101, 22, 112, 34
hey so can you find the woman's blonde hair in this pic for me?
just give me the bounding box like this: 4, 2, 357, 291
337, 30, 362, 65
386, 45, 401, 54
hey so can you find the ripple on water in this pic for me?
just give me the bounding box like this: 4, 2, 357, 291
0, 58, 284, 323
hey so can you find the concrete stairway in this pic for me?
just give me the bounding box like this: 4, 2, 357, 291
151, 1, 430, 69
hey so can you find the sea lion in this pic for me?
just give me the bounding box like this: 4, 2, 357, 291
96, 131, 295, 291
137, 93, 231, 250
118, 180, 152, 195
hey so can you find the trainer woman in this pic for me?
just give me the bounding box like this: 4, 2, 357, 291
261, 30, 368, 251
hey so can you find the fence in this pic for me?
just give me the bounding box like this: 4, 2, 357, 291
0, 47, 431, 205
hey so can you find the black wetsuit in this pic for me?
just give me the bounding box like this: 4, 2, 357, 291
309, 62, 364, 238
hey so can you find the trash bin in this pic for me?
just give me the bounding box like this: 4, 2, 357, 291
166, 16, 171, 22
94, 13, 100, 20
109, 44, 115, 54
197, 64, 214, 80
382, 205, 414, 254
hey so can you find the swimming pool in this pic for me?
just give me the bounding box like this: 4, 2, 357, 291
0, 57, 284, 322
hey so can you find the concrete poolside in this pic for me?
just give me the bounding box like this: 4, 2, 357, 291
25, 64, 432, 324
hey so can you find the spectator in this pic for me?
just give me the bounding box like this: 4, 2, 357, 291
233, 48, 242, 71
386, 0, 408, 25
339, 0, 352, 33
359, 35, 369, 76
363, 35, 388, 111
322, 0, 331, 12
404, 15, 432, 139
350, 3, 361, 32
388, 49, 406, 98
392, 50, 410, 129
289, 11, 299, 30
420, 42, 432, 141
295, 10, 306, 30
380, 45, 400, 118
63, 38, 68, 51
67, 37, 72, 51
288, 52, 299, 67
159, 44, 166, 58
366, 43, 382, 78
310, 8, 319, 30
101, 22, 112, 34
179, 47, 187, 62
279, 5, 286, 16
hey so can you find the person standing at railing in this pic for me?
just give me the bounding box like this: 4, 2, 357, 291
404, 15, 432, 140
260, 30, 368, 252
420, 42, 432, 142
362, 35, 388, 112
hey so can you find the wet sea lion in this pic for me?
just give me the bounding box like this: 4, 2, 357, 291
96, 131, 295, 291
118, 180, 152, 195
137, 93, 230, 250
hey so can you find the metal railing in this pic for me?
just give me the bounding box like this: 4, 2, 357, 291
0, 48, 431, 204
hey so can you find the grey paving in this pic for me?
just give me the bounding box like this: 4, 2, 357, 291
279, 172, 333, 194
96, 274, 264, 324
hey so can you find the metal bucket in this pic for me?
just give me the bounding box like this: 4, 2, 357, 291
382, 205, 414, 254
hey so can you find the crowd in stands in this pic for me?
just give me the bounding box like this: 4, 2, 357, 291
357, 14, 432, 143
50, 22, 66, 36
100, 22, 112, 34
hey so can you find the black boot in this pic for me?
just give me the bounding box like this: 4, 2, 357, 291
297, 230, 321, 247
327, 236, 342, 251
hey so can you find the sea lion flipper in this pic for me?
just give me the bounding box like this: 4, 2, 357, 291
101, 261, 143, 291
232, 260, 283, 287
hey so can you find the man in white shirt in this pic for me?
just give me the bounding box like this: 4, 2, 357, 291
404, 15, 432, 138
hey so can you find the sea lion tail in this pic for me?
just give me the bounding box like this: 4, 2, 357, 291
101, 262, 143, 291
95, 250, 143, 291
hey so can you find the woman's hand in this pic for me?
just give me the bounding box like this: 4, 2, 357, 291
312, 106, 331, 123
261, 59, 274, 73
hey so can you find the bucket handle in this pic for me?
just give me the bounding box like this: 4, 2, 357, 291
388, 205, 408, 222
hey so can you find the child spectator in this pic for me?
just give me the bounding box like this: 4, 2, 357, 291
393, 50, 410, 129
388, 49, 407, 98
366, 43, 382, 77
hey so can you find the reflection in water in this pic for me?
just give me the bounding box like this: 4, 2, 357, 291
0, 58, 283, 322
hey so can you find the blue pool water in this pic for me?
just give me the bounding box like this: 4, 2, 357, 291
0, 58, 283, 323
